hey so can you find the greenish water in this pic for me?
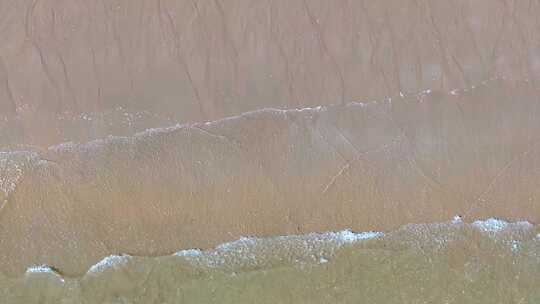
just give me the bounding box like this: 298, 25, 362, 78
3, 218, 540, 303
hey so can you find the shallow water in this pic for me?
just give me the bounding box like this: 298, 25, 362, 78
2, 218, 539, 303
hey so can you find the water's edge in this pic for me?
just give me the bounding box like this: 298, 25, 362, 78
4, 217, 540, 303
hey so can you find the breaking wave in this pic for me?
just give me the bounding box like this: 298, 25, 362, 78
3, 218, 540, 303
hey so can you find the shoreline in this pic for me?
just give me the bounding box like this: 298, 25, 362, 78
2, 79, 540, 275
6, 216, 538, 278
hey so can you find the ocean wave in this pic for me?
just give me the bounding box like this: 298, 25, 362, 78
4, 218, 539, 303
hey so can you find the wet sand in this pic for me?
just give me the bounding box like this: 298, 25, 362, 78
1, 79, 540, 276
1, 0, 540, 147
0, 2, 540, 302
2, 219, 540, 303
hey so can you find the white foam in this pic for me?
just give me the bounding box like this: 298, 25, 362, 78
82, 217, 538, 274
210, 230, 382, 253
510, 240, 520, 252
333, 230, 383, 244
451, 215, 463, 224
472, 218, 533, 233
87, 255, 132, 274
26, 265, 57, 274
517, 221, 534, 229
25, 265, 64, 282
169, 229, 384, 269
472, 218, 509, 232
0, 152, 40, 198
296, 105, 324, 112
174, 249, 203, 257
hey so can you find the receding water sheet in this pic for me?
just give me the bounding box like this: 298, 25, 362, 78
1, 1, 540, 303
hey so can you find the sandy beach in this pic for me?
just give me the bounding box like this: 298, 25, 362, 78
1, 1, 540, 302
0, 79, 539, 276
